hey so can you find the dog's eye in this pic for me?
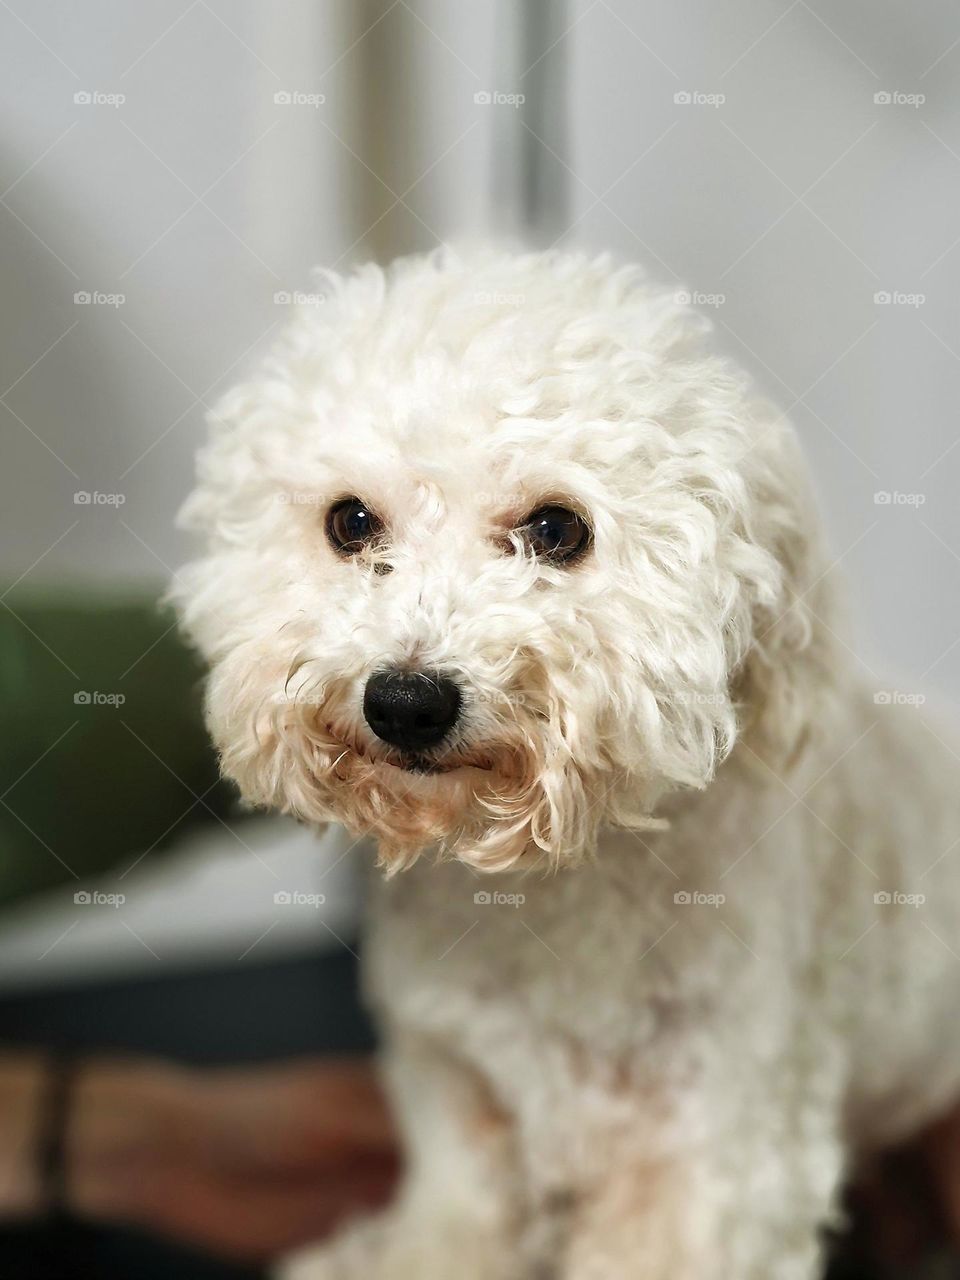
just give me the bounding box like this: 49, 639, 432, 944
519, 505, 591, 563
327, 497, 382, 555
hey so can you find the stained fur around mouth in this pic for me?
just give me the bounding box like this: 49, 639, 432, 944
324, 722, 493, 775
396, 755, 446, 774
378, 749, 495, 775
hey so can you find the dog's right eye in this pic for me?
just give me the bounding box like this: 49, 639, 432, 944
518, 505, 591, 563
326, 497, 382, 555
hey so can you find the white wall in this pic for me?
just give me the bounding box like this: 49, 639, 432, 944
0, 0, 495, 584
565, 0, 960, 703
3, 0, 959, 711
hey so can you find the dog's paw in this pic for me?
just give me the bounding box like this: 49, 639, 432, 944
274, 1219, 515, 1280
271, 1243, 342, 1280
272, 1216, 392, 1280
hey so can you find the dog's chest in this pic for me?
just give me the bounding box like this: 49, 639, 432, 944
362, 829, 790, 1065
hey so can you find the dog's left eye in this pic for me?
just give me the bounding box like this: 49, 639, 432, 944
519, 505, 591, 563
327, 497, 382, 555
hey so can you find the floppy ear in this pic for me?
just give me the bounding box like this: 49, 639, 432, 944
730, 426, 841, 772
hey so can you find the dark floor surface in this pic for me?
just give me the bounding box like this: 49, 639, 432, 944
0, 947, 951, 1279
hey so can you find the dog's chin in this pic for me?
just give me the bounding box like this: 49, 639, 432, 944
237, 703, 550, 871
335, 738, 496, 811
316, 751, 492, 869
291, 724, 544, 871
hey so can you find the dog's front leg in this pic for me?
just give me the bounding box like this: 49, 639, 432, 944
276, 1032, 525, 1280
559, 1071, 846, 1280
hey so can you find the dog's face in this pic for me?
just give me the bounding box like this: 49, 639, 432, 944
175, 250, 833, 870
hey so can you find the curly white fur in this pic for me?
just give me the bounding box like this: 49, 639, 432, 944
174, 247, 960, 1280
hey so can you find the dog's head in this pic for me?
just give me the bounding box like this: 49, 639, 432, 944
174, 249, 836, 872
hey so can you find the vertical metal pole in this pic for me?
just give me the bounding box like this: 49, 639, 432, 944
349, 0, 422, 263
348, 0, 570, 257
492, 0, 569, 244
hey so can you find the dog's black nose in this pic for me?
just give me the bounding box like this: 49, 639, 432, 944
363, 669, 462, 751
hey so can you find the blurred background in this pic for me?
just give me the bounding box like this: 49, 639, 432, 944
2, 2, 959, 1277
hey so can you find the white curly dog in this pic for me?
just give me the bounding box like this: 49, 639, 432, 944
175, 248, 960, 1280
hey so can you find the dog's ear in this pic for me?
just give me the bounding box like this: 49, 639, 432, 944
730, 426, 841, 773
